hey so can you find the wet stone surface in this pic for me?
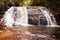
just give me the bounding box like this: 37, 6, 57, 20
0, 26, 56, 40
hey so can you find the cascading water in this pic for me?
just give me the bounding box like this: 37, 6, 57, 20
38, 7, 57, 27
1, 6, 29, 27
1, 6, 58, 27
14, 7, 29, 27
28, 6, 58, 27
1, 7, 14, 27
0, 6, 58, 40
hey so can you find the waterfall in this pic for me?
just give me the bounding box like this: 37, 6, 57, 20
28, 6, 58, 27
1, 6, 58, 27
14, 7, 28, 27
1, 6, 29, 27
1, 7, 14, 27
38, 7, 58, 27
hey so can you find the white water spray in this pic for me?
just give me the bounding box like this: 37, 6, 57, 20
38, 7, 57, 27
1, 7, 14, 27
1, 6, 58, 27
14, 7, 28, 26
1, 7, 29, 27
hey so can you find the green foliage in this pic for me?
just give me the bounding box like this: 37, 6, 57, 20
0, 0, 60, 12
22, 0, 33, 7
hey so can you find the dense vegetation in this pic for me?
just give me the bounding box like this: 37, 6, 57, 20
0, 0, 60, 11
0, 0, 60, 12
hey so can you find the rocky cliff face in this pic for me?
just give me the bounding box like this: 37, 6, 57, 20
0, 6, 60, 25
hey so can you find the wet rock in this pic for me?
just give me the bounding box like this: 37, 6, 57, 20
0, 27, 56, 40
